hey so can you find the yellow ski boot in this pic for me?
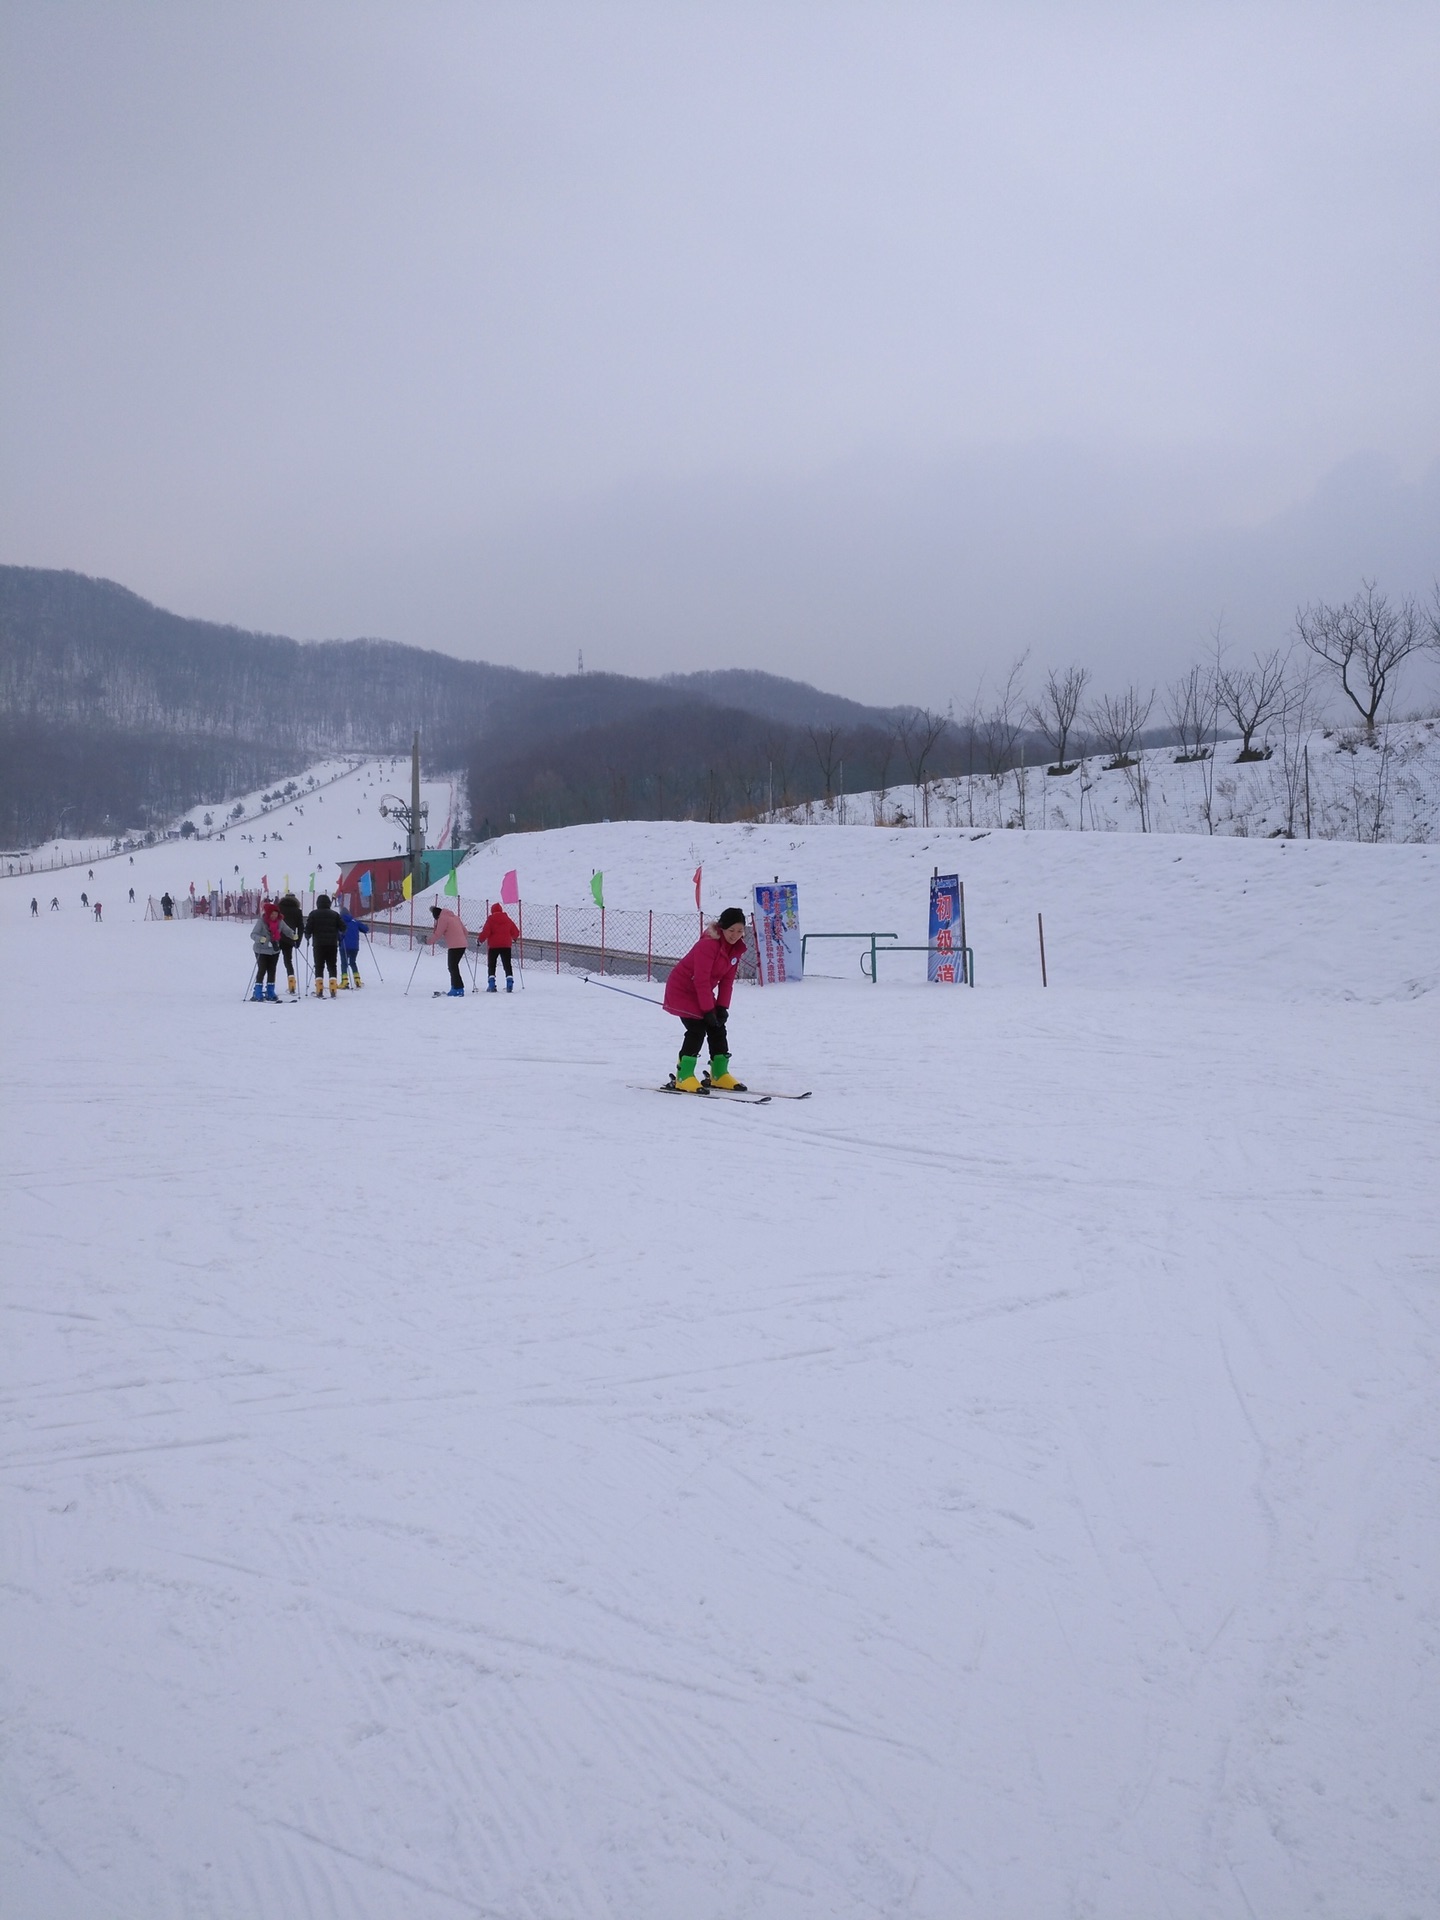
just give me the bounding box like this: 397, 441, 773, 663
329, 977, 338, 996
708, 1054, 747, 1091
672, 1054, 704, 1093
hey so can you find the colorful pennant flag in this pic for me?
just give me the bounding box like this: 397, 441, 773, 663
590, 871, 604, 908
358, 870, 372, 898
693, 865, 702, 908
402, 872, 413, 901
444, 867, 458, 896
500, 868, 519, 905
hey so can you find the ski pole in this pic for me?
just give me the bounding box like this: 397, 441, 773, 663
404, 938, 425, 996
240, 962, 257, 1002
582, 975, 663, 1008
363, 932, 384, 982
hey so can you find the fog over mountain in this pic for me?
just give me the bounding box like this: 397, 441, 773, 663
2, 7, 1436, 707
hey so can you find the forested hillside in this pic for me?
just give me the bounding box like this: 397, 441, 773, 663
1, 566, 927, 843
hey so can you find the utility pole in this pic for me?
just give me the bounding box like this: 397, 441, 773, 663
379, 730, 429, 895
409, 731, 423, 885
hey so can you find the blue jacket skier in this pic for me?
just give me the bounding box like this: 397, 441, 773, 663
338, 907, 370, 988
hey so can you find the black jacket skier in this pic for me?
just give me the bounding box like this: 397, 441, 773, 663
277, 891, 305, 995
305, 895, 346, 996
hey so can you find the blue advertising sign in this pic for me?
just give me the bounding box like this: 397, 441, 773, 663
753, 882, 803, 984
928, 873, 962, 983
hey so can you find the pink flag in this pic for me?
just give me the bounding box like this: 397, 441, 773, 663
693, 865, 702, 907
500, 869, 520, 904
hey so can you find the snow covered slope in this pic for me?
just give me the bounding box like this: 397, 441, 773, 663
3, 818, 1437, 1918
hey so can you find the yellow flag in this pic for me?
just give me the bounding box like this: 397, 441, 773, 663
402, 872, 413, 900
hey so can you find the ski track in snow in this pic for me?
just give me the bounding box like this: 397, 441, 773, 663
3, 762, 1439, 1917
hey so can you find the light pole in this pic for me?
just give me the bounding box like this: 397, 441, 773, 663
379, 731, 428, 894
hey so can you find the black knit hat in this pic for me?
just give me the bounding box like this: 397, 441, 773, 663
717, 906, 746, 930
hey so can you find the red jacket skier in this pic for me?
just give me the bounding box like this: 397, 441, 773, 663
662, 908, 748, 1091
480, 903, 520, 992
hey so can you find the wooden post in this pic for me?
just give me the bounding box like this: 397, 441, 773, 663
1038, 912, 1048, 987
647, 909, 653, 982
555, 902, 560, 975
958, 882, 968, 985
600, 905, 606, 977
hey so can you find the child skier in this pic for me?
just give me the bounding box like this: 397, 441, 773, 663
479, 901, 520, 992
428, 901, 471, 995
249, 898, 285, 1000
338, 905, 370, 988
662, 906, 748, 1091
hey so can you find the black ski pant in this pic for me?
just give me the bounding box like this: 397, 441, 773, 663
486, 946, 513, 979
678, 1007, 727, 1062
447, 946, 466, 990
279, 936, 299, 979
256, 952, 278, 985
313, 941, 338, 980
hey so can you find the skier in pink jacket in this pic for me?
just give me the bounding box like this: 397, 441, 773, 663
662, 906, 748, 1091
428, 903, 471, 996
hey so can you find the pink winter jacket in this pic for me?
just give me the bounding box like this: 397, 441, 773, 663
663, 926, 746, 1018
429, 908, 470, 950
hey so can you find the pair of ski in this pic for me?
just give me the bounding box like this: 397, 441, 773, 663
652, 1076, 811, 1105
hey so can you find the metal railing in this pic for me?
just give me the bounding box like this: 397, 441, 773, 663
800, 932, 899, 981
861, 942, 975, 986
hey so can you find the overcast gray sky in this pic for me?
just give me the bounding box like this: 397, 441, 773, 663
3, 2, 1437, 707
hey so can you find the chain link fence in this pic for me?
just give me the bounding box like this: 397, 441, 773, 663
369, 897, 758, 984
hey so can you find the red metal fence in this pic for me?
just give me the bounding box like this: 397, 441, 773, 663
368, 898, 758, 985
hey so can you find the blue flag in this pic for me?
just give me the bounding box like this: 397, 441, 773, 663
358, 870, 372, 898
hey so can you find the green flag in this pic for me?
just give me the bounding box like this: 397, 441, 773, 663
590, 871, 604, 908
444, 866, 458, 896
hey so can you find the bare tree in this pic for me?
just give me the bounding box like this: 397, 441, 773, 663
807, 723, 842, 801
1163, 664, 1217, 762
978, 655, 1029, 779
895, 706, 949, 825
1296, 581, 1429, 735
1029, 665, 1088, 774
1217, 648, 1288, 759
1276, 654, 1321, 837
1085, 685, 1154, 768
870, 724, 897, 825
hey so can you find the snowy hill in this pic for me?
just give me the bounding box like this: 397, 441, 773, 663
3, 811, 1438, 1916
772, 715, 1440, 845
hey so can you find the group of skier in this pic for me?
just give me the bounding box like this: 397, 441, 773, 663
245, 887, 751, 1090
245, 892, 524, 1002
247, 890, 370, 998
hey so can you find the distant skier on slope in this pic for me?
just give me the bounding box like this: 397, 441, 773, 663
479, 901, 519, 992
338, 905, 370, 988
663, 906, 748, 1092
305, 893, 346, 997
30, 897, 37, 916
428, 901, 471, 996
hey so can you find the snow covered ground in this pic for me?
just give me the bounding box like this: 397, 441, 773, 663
3, 810, 1438, 1918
